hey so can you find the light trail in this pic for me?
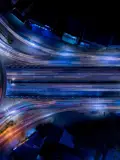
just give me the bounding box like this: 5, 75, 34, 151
0, 97, 120, 149
1, 17, 120, 66
6, 67, 120, 82
6, 83, 120, 98
1, 15, 120, 154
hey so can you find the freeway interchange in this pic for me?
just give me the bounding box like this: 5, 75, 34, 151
1, 13, 120, 152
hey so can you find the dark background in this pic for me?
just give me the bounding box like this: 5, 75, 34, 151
1, 0, 119, 45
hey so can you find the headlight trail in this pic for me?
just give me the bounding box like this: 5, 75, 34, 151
0, 97, 120, 149
1, 17, 120, 66
6, 67, 120, 82
1, 15, 120, 153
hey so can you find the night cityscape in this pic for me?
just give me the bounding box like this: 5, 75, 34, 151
1, 0, 120, 159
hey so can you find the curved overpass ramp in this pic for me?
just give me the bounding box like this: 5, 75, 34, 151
1, 14, 120, 66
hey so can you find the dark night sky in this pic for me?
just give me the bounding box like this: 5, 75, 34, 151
19, 1, 120, 45
0, 0, 12, 13
1, 0, 120, 44
3, 0, 117, 34
25, 1, 117, 34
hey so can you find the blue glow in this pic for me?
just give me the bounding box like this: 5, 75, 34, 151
115, 100, 120, 106
31, 24, 55, 39
11, 83, 15, 86
45, 25, 49, 28
31, 42, 35, 46
26, 128, 36, 137
80, 41, 90, 47
36, 155, 41, 160
62, 33, 78, 45
60, 130, 74, 148
5, 13, 24, 30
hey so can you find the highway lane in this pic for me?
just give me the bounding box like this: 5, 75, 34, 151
6, 82, 120, 98
0, 100, 114, 147
1, 14, 120, 153
1, 97, 120, 120
1, 97, 120, 129
1, 17, 120, 66
1, 36, 120, 66
1, 15, 98, 56
6, 67, 120, 98
6, 67, 120, 82
1, 96, 120, 149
